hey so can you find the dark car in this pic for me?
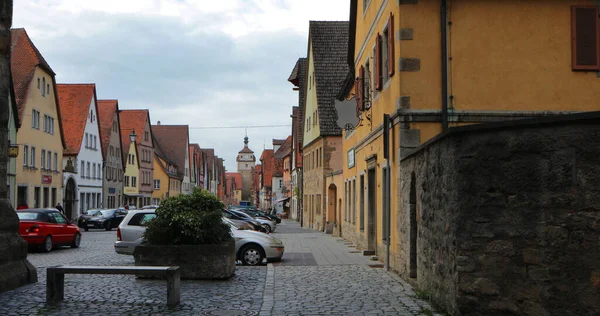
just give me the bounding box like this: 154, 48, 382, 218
235, 207, 281, 224
16, 208, 81, 252
81, 208, 128, 231
77, 209, 102, 228
222, 209, 268, 233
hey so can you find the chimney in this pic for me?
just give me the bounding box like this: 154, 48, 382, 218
157, 121, 161, 125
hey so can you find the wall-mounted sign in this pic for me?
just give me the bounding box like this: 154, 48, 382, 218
42, 175, 52, 184
347, 148, 355, 169
8, 145, 19, 158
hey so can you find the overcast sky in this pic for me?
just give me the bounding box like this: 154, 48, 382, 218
14, 0, 349, 171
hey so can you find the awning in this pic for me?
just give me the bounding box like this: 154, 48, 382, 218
274, 197, 290, 204
124, 193, 144, 197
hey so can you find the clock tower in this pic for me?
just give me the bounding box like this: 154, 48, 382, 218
236, 134, 255, 202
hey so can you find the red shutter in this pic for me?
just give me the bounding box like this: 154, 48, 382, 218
375, 33, 382, 90
358, 65, 365, 111
388, 13, 395, 77
571, 5, 600, 71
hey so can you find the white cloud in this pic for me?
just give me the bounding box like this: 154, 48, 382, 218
13, 0, 349, 170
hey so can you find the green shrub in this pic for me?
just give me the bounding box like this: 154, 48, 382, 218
143, 187, 232, 245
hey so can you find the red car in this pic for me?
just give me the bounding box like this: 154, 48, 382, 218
16, 208, 82, 252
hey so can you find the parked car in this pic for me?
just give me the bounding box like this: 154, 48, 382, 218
16, 208, 81, 252
222, 209, 267, 233
114, 209, 157, 255
115, 208, 284, 265
82, 208, 128, 231
142, 205, 159, 209
235, 207, 281, 224
77, 209, 102, 228
229, 209, 276, 233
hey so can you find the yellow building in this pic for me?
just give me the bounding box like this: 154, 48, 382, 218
121, 129, 140, 207
338, 0, 600, 270
11, 28, 65, 209
152, 154, 181, 204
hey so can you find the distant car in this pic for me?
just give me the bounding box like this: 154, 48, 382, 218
77, 209, 102, 228
82, 208, 128, 231
222, 209, 267, 233
142, 205, 159, 209
115, 209, 285, 265
16, 208, 81, 252
229, 209, 276, 233
236, 207, 281, 224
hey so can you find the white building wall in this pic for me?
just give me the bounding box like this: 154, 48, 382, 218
182, 144, 192, 195
271, 176, 284, 214
62, 95, 104, 219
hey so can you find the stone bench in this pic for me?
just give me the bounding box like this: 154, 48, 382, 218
46, 265, 180, 307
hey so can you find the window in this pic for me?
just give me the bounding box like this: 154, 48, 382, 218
30, 147, 36, 167
154, 180, 160, 190
374, 34, 382, 91
85, 133, 89, 148
128, 213, 157, 226
47, 84, 50, 95
47, 151, 51, 170
98, 165, 101, 179
31, 109, 40, 129
387, 13, 395, 78
144, 131, 149, 141
34, 187, 40, 208
94, 136, 97, 149
132, 176, 137, 187
54, 153, 57, 171
382, 26, 389, 85
87, 162, 90, 178
41, 78, 46, 96
124, 176, 130, 187
92, 163, 96, 178
37, 78, 40, 89
363, 0, 370, 12
571, 5, 600, 70
41, 150, 46, 169
81, 161, 85, 174
23, 145, 28, 166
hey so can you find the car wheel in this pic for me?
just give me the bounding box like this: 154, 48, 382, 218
261, 224, 271, 234
240, 244, 265, 266
41, 236, 53, 253
105, 222, 112, 231
71, 233, 81, 248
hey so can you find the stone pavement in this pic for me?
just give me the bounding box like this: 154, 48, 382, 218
0, 219, 442, 315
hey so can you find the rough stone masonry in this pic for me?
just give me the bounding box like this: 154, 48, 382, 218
398, 112, 600, 316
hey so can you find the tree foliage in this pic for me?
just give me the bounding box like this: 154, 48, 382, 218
143, 188, 232, 245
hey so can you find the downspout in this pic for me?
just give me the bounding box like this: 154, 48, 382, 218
441, 0, 449, 133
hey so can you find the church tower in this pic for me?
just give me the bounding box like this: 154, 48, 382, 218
236, 133, 255, 201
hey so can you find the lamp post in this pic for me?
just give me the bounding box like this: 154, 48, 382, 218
129, 129, 137, 143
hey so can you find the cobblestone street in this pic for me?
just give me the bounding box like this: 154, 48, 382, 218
0, 220, 441, 315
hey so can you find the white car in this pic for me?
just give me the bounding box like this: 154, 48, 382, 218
114, 209, 284, 266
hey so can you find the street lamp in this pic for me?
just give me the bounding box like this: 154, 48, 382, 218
129, 129, 137, 143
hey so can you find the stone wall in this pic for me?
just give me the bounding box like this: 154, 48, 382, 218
398, 113, 600, 316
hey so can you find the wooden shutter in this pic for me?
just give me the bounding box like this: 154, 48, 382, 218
571, 5, 600, 71
388, 13, 395, 77
357, 65, 365, 111
375, 33, 382, 90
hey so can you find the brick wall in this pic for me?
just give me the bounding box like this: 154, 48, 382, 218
399, 113, 600, 315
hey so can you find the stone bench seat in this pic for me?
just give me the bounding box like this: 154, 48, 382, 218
46, 265, 180, 307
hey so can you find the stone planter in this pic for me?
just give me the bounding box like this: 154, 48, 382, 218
133, 239, 236, 280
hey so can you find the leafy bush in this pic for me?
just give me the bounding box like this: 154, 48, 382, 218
143, 187, 232, 245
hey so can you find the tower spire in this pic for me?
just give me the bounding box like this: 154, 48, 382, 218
243, 130, 249, 148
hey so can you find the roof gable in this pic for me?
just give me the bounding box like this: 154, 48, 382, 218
97, 99, 119, 161
57, 84, 96, 155
308, 21, 349, 136
10, 28, 56, 121
119, 109, 150, 161
151, 125, 189, 177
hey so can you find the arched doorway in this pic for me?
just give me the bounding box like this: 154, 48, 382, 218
65, 178, 76, 221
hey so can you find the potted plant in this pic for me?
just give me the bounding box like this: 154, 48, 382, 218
133, 187, 235, 279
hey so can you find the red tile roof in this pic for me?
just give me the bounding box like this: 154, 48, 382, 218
10, 28, 56, 121
57, 84, 96, 155
226, 172, 243, 191
97, 99, 119, 161
152, 125, 189, 177
239, 147, 254, 153
274, 136, 292, 159
119, 109, 150, 161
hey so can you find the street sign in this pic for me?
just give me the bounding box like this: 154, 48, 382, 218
42, 175, 52, 184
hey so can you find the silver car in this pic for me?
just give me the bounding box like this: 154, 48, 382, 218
228, 209, 276, 233
114, 209, 284, 266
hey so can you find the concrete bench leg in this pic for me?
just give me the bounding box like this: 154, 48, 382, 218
166, 267, 180, 307
46, 267, 64, 304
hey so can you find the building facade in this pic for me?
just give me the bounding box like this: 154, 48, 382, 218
57, 84, 104, 220
97, 100, 124, 209
7, 78, 19, 208
11, 28, 65, 211
301, 21, 348, 231
152, 124, 191, 197
287, 57, 307, 222
119, 110, 154, 207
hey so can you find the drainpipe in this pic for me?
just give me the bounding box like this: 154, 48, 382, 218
441, 0, 449, 133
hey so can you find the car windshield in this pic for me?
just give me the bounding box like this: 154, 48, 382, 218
17, 212, 38, 221
99, 210, 115, 217
85, 209, 101, 216
231, 210, 251, 219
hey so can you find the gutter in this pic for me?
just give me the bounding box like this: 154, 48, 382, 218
441, 0, 449, 132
